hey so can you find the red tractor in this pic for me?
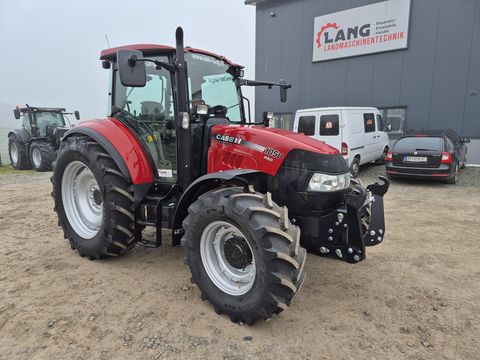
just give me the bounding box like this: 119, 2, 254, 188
51, 28, 389, 324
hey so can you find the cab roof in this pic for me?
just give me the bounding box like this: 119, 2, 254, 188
18, 106, 65, 113
100, 44, 242, 67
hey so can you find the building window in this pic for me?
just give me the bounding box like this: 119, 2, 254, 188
378, 107, 407, 135
298, 116, 316, 135
270, 112, 294, 130
319, 114, 339, 136
363, 113, 376, 133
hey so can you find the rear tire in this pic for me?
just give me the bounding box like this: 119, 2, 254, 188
350, 157, 361, 178
375, 147, 388, 165
8, 135, 31, 170
30, 142, 56, 171
183, 186, 306, 325
51, 135, 135, 259
446, 164, 458, 185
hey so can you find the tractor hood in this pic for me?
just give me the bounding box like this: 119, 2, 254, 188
209, 124, 346, 176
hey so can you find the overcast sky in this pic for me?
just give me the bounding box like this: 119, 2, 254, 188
0, 0, 255, 127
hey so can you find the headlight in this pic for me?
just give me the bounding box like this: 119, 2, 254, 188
308, 172, 351, 192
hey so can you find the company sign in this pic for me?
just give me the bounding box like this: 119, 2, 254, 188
312, 0, 410, 62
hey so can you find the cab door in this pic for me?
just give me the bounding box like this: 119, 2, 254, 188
362, 112, 377, 162
317, 111, 342, 152
375, 113, 388, 156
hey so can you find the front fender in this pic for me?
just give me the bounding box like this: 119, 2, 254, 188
172, 169, 262, 246
63, 118, 154, 185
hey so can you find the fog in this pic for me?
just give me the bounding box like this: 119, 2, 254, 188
0, 0, 255, 128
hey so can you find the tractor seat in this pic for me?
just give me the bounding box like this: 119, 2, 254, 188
141, 101, 165, 121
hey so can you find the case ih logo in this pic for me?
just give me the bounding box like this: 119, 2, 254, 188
215, 134, 243, 145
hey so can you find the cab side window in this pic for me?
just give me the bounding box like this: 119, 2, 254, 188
298, 116, 316, 136
448, 132, 460, 146
445, 137, 454, 152
22, 114, 31, 133
363, 113, 376, 133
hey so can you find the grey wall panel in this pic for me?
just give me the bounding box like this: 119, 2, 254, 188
277, 0, 304, 114
398, 0, 439, 131
253, 0, 480, 140
344, 56, 375, 106
462, 0, 480, 138
371, 52, 403, 107
429, 0, 476, 132
255, 1, 284, 116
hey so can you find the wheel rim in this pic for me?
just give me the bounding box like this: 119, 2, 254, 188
61, 161, 103, 239
10, 142, 18, 164
200, 221, 256, 296
32, 148, 41, 168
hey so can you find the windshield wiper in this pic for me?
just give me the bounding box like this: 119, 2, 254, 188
415, 148, 435, 151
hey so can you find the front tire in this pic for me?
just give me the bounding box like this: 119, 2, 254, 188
51, 135, 135, 259
183, 187, 306, 325
8, 135, 31, 170
350, 157, 361, 178
30, 142, 56, 171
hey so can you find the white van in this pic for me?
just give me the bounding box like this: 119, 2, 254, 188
293, 107, 389, 177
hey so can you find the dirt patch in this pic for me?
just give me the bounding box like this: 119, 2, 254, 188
0, 168, 479, 359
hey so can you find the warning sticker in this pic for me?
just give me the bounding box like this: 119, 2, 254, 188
157, 169, 173, 178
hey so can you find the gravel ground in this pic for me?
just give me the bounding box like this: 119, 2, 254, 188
0, 165, 479, 359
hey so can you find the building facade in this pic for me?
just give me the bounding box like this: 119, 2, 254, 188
247, 0, 480, 163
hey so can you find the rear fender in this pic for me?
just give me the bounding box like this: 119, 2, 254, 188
62, 118, 154, 185
172, 169, 263, 246
8, 128, 31, 143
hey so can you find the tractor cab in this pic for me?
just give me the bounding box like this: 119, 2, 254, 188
100, 43, 290, 190
14, 106, 70, 137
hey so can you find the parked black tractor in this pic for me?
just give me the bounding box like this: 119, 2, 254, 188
8, 105, 79, 171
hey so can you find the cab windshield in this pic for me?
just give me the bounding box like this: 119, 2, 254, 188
35, 112, 65, 136
186, 52, 242, 122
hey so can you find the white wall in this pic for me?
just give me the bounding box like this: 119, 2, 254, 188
0, 128, 10, 166
467, 139, 480, 165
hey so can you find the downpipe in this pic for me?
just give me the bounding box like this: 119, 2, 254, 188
174, 27, 193, 191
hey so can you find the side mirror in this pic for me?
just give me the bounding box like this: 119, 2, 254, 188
263, 111, 273, 127
279, 79, 289, 103
386, 123, 392, 132
74, 111, 80, 120
462, 137, 471, 143
117, 49, 146, 87
13, 109, 21, 119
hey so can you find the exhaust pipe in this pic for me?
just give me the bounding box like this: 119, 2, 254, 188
174, 27, 193, 190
